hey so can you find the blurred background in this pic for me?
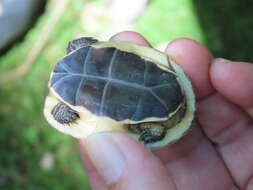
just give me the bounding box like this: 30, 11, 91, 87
0, 0, 252, 189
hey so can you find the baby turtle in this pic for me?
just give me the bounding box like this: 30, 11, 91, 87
44, 37, 195, 148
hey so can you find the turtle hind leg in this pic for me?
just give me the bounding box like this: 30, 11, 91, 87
67, 37, 98, 54
51, 102, 80, 125
128, 122, 167, 145
138, 105, 187, 145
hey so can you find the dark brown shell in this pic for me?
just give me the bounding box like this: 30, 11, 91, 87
50, 46, 184, 121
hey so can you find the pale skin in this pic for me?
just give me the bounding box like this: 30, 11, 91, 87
78, 31, 253, 190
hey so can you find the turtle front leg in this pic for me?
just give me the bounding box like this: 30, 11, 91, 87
132, 123, 167, 145
67, 37, 98, 54
51, 102, 80, 125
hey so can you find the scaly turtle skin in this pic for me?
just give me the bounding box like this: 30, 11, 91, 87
43, 37, 195, 148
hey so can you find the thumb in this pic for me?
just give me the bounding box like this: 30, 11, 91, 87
82, 133, 176, 190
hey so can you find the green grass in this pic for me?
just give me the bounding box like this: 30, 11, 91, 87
0, 0, 252, 189
192, 0, 253, 62
0, 0, 90, 189
136, 0, 204, 45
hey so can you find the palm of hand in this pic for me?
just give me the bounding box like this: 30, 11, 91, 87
79, 32, 253, 190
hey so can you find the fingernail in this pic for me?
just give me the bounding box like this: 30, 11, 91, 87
214, 58, 231, 64
85, 133, 125, 184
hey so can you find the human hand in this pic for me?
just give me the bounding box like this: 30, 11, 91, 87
78, 31, 253, 190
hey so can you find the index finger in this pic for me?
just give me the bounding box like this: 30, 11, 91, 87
166, 38, 214, 99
